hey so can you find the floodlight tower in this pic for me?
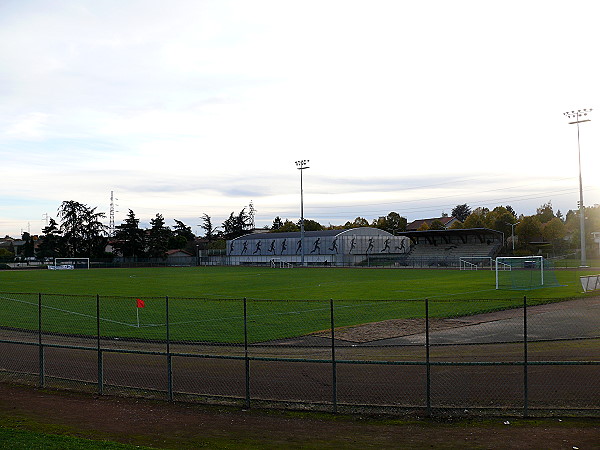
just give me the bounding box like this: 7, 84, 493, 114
564, 109, 592, 267
109, 191, 118, 237
295, 159, 310, 266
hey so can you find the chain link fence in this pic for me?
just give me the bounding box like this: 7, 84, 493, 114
0, 292, 598, 417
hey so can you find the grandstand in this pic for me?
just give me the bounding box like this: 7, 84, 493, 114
396, 228, 503, 268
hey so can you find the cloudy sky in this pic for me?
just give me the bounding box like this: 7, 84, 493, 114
1, 0, 599, 238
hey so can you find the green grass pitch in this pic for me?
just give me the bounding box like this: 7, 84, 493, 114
0, 266, 593, 343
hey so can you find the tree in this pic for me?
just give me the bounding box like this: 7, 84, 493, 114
429, 219, 446, 230
57, 200, 87, 257
222, 208, 252, 239
81, 206, 107, 257
271, 216, 284, 230
277, 220, 300, 232
57, 201, 107, 257
463, 211, 487, 228
488, 206, 517, 238
37, 218, 63, 259
542, 217, 566, 253
113, 210, 146, 258
372, 212, 407, 234
516, 215, 543, 248
299, 219, 323, 231
147, 213, 171, 259
344, 217, 369, 228
20, 232, 35, 258
200, 214, 219, 241
536, 202, 555, 224
451, 204, 471, 222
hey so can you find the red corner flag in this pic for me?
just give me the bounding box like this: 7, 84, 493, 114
136, 298, 145, 308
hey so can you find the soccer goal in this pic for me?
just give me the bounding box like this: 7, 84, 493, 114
459, 256, 493, 270
495, 256, 558, 290
52, 258, 90, 270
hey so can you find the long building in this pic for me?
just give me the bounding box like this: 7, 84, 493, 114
226, 227, 410, 266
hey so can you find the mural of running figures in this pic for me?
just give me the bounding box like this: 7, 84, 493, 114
226, 227, 410, 265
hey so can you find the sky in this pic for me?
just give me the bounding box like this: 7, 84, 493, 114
1, 0, 600, 238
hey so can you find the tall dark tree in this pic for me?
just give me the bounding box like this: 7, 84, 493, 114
57, 201, 107, 257
81, 206, 107, 257
222, 208, 252, 239
168, 219, 194, 249
37, 218, 63, 259
113, 209, 146, 258
57, 200, 87, 256
21, 232, 35, 258
451, 204, 471, 222
200, 214, 219, 241
147, 213, 171, 258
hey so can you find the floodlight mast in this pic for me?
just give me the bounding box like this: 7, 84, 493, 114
295, 159, 310, 266
564, 109, 592, 267
506, 221, 520, 254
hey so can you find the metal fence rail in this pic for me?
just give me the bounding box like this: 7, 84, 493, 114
0, 293, 598, 417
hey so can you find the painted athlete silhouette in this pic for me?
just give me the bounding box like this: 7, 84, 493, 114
281, 239, 287, 254
329, 238, 338, 253
268, 240, 276, 254
241, 241, 248, 254
381, 238, 390, 253
253, 241, 262, 254
310, 238, 321, 254
349, 237, 356, 254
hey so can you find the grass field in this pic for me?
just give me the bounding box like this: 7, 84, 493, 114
0, 266, 596, 343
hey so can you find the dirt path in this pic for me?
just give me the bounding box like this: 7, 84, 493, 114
0, 383, 599, 449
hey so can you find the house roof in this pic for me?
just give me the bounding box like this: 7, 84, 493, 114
406, 217, 458, 231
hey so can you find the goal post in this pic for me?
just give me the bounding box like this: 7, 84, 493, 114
52, 258, 90, 270
495, 256, 558, 290
459, 256, 493, 270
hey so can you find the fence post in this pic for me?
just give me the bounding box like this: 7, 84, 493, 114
244, 297, 250, 409
166, 296, 173, 402
330, 298, 337, 414
425, 298, 431, 417
97, 294, 103, 395
38, 293, 44, 388
523, 295, 528, 418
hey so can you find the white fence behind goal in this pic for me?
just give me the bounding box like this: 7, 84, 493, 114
50, 258, 90, 270
459, 257, 493, 270
270, 258, 292, 269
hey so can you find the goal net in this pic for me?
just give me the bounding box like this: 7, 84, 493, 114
495, 256, 558, 290
459, 257, 493, 270
51, 258, 90, 270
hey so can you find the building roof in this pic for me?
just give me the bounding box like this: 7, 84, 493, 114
406, 217, 458, 231
230, 227, 394, 241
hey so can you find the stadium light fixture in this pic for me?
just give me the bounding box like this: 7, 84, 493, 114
295, 159, 310, 266
564, 108, 592, 267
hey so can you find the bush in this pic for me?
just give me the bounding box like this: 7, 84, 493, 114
0, 263, 12, 270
